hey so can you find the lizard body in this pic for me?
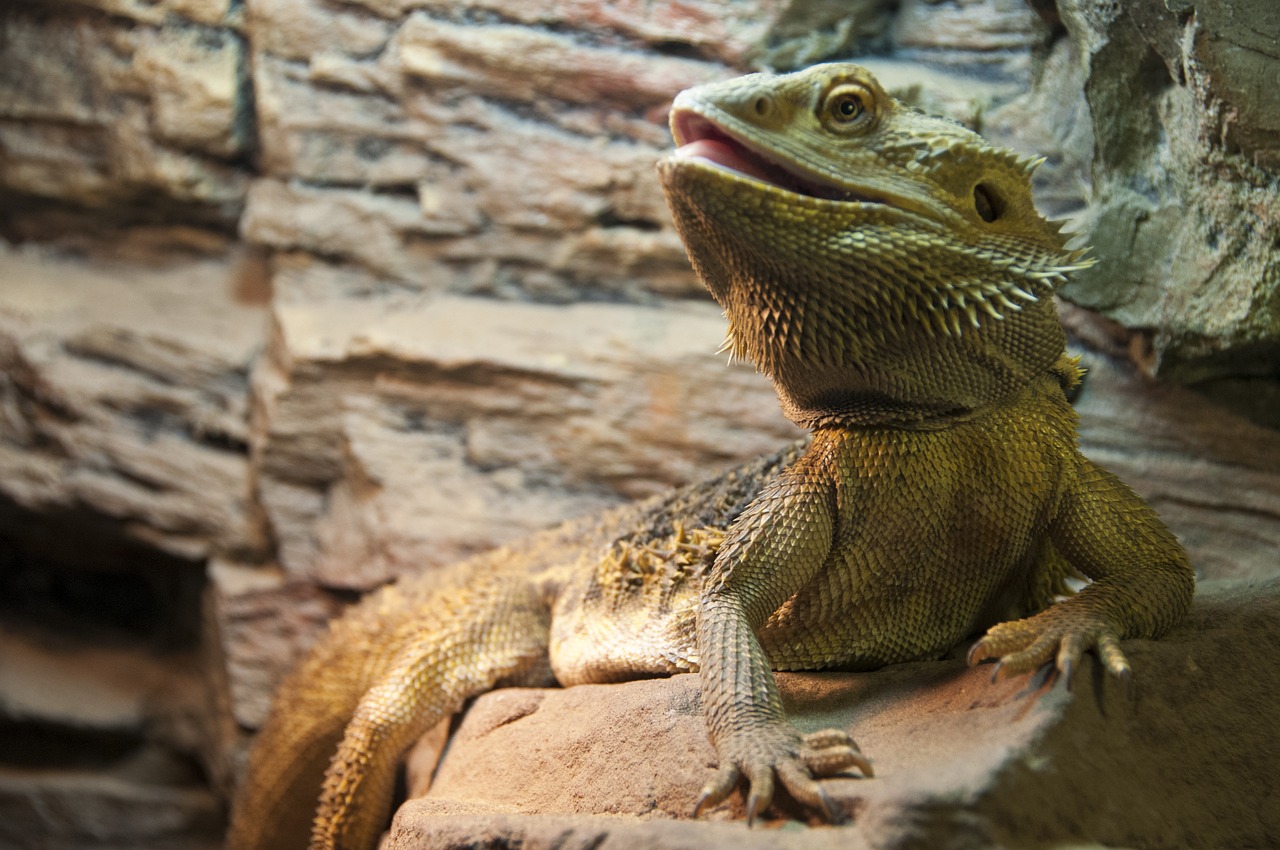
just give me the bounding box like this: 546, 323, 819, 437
228, 64, 1194, 850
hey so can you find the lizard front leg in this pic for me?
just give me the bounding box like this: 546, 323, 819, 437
694, 452, 871, 822
969, 454, 1195, 684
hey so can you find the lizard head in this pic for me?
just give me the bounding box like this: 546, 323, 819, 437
657, 63, 1090, 427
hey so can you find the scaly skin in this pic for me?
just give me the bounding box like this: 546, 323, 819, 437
228, 64, 1194, 850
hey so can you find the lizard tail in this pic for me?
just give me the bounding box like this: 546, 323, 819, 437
226, 603, 382, 850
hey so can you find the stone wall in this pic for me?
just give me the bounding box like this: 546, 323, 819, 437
0, 0, 250, 238
0, 0, 1277, 847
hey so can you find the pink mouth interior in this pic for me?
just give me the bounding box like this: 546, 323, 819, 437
674, 138, 780, 185
671, 112, 783, 184
670, 110, 870, 203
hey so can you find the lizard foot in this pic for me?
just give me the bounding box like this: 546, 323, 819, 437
694, 725, 872, 824
967, 604, 1130, 688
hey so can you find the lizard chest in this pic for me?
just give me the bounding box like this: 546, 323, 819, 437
761, 396, 1077, 669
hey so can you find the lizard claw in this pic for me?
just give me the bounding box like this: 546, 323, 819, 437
1059, 655, 1075, 690
817, 784, 841, 824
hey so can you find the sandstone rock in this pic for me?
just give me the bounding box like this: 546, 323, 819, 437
250, 293, 801, 587
0, 749, 224, 850
204, 560, 350, 730
0, 622, 194, 734
134, 27, 245, 159
387, 578, 1280, 850
395, 16, 723, 110
241, 179, 483, 283
892, 0, 1048, 78
321, 0, 789, 65
0, 609, 222, 850
247, 23, 710, 299
247, 0, 394, 63
0, 6, 249, 227
0, 244, 266, 561
250, 53, 431, 186
56, 0, 234, 28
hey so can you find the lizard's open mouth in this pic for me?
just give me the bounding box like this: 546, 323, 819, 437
670, 110, 878, 204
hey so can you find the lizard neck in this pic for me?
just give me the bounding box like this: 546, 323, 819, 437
796, 359, 1080, 436
782, 396, 985, 432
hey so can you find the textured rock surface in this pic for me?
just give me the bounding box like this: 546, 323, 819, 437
0, 618, 223, 850
204, 560, 350, 730
0, 2, 250, 236
244, 5, 726, 303
253, 294, 800, 588
1069, 343, 1280, 580
388, 578, 1280, 850
1050, 0, 1280, 410
0, 243, 265, 561
0, 763, 224, 850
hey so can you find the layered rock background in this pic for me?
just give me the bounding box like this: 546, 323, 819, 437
0, 0, 1276, 848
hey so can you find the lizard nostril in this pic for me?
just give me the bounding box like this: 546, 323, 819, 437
753, 96, 770, 117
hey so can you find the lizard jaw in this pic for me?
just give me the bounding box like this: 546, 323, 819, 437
670, 109, 883, 205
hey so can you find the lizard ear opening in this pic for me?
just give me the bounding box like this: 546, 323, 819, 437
974, 183, 1002, 222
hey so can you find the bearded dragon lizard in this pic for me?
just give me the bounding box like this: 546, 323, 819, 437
228, 64, 1195, 850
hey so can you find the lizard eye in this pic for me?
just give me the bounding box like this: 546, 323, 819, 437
832, 93, 863, 120
821, 84, 872, 131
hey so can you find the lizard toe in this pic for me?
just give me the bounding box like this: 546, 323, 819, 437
992, 630, 1061, 678
743, 762, 775, 826
776, 761, 843, 823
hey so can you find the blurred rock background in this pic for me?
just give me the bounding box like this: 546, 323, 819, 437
0, 0, 1276, 847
